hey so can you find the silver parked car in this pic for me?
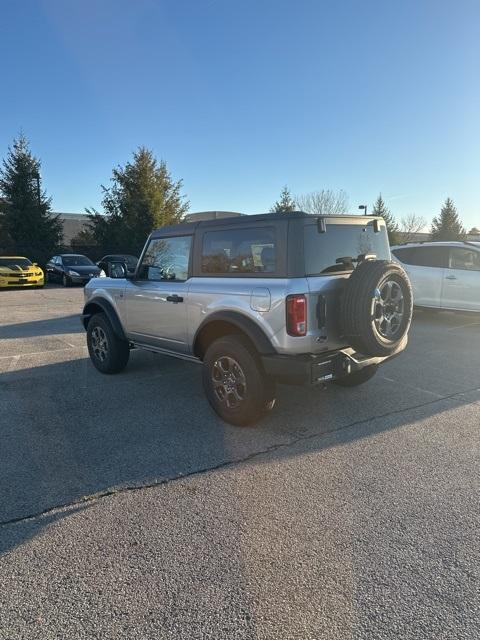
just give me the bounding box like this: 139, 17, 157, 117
391, 241, 480, 312
82, 213, 413, 425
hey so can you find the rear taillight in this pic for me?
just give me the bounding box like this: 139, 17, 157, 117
286, 294, 307, 336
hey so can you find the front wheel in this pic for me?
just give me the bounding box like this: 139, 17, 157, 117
87, 313, 130, 374
203, 335, 276, 426
334, 364, 378, 387
62, 273, 70, 287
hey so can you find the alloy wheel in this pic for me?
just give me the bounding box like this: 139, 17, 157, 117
211, 356, 247, 410
91, 326, 109, 362
373, 279, 405, 339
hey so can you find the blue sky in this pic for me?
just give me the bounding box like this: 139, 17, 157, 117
1, 0, 479, 228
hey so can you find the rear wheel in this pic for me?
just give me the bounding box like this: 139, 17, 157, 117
87, 313, 130, 374
203, 335, 276, 426
334, 364, 378, 387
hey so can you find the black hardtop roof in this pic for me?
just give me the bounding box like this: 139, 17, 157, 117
150, 212, 383, 238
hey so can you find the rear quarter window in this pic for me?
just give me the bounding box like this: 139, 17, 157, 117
201, 227, 277, 275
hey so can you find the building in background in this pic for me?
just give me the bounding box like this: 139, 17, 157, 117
57, 212, 91, 245
58, 210, 247, 245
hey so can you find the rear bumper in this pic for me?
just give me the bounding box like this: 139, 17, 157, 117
261, 337, 407, 385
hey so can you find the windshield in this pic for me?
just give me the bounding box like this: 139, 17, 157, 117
62, 255, 94, 267
0, 258, 33, 269
304, 221, 390, 275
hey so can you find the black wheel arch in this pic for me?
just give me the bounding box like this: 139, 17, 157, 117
193, 311, 276, 360
81, 298, 127, 341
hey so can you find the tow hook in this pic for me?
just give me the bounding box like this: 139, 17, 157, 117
342, 357, 352, 375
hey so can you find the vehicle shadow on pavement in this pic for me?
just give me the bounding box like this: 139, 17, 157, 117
1, 343, 478, 558
0, 505, 89, 558
0, 315, 83, 339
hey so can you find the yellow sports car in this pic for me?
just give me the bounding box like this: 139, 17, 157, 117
0, 256, 45, 288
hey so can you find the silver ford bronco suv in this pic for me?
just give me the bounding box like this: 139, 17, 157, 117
82, 212, 413, 426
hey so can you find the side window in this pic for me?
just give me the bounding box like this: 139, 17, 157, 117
449, 248, 480, 271
55, 257, 62, 265
201, 227, 276, 274
138, 236, 192, 282
406, 246, 449, 268
391, 248, 414, 264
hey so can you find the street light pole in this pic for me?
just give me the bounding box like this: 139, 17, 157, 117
358, 204, 367, 216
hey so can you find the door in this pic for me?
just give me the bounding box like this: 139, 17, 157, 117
442, 246, 480, 311
395, 246, 449, 308
124, 235, 193, 353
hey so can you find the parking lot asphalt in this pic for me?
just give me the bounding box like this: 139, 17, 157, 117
0, 286, 479, 639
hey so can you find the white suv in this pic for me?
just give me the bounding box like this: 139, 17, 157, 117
391, 241, 480, 312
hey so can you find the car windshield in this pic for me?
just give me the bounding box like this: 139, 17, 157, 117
0, 258, 33, 268
304, 221, 391, 275
62, 256, 94, 267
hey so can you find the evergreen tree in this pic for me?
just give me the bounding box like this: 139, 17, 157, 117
270, 186, 296, 213
430, 198, 466, 241
0, 135, 63, 264
371, 194, 400, 245
86, 147, 189, 254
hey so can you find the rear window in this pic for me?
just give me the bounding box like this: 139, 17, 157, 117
303, 221, 390, 275
63, 255, 94, 267
201, 227, 276, 274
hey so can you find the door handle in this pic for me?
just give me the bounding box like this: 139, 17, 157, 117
445, 275, 457, 280
166, 295, 184, 303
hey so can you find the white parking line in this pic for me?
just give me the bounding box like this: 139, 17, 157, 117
0, 345, 85, 360
447, 322, 480, 331
380, 375, 445, 398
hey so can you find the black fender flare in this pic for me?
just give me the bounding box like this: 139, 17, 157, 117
81, 298, 127, 341
193, 311, 276, 358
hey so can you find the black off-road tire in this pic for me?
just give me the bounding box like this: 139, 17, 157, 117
87, 313, 130, 374
334, 364, 378, 387
203, 335, 276, 426
341, 260, 413, 357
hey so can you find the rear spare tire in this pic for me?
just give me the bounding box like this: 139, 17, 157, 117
341, 260, 412, 357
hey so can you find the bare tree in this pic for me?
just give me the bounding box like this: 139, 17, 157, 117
399, 213, 427, 243
295, 189, 349, 216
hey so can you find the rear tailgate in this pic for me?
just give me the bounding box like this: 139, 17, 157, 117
303, 216, 391, 352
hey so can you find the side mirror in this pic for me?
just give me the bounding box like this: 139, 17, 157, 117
108, 261, 128, 278
33, 262, 38, 266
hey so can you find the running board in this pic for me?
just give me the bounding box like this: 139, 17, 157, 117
131, 342, 201, 364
